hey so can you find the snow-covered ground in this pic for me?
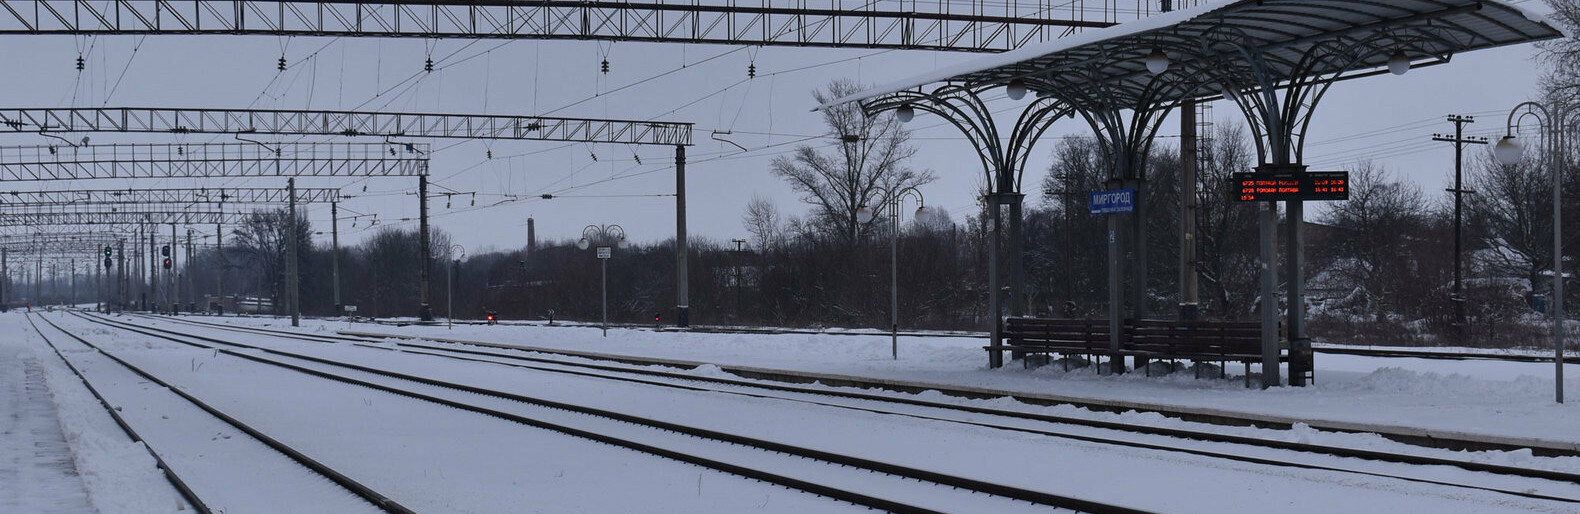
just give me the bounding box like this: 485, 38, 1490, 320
275, 315, 1580, 446
7, 309, 1580, 513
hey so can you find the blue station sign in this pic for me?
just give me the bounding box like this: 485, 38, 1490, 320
1089, 188, 1136, 215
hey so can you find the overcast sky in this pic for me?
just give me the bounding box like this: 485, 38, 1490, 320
0, 0, 1560, 257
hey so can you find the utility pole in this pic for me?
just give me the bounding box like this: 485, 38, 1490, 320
1433, 115, 1487, 337
418, 174, 434, 322
287, 177, 300, 326
331, 201, 342, 315
170, 223, 177, 313
216, 220, 224, 315
675, 145, 690, 327
186, 229, 194, 312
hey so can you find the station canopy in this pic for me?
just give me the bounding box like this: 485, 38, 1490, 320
822, 0, 1566, 110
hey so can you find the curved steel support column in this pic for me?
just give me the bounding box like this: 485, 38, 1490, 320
862, 85, 1071, 369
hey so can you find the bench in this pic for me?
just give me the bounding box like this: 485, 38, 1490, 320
1128, 319, 1268, 386
997, 317, 1281, 386
998, 317, 1116, 370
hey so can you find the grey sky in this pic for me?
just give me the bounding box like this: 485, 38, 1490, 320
0, 1, 1557, 256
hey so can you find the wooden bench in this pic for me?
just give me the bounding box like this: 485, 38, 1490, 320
996, 317, 1281, 386
1128, 319, 1268, 386
998, 317, 1116, 370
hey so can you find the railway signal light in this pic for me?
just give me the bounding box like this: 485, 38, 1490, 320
161, 245, 170, 257
103, 257, 113, 269
103, 246, 113, 257
163, 257, 172, 269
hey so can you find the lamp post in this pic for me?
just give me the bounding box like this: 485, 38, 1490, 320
447, 243, 466, 329
1495, 101, 1569, 403
858, 187, 927, 360
579, 224, 627, 337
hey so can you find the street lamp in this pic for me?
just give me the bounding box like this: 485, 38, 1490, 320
446, 244, 466, 329
580, 224, 627, 337
1495, 101, 1568, 403
858, 187, 927, 360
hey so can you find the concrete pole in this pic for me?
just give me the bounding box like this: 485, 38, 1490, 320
216, 222, 225, 315
287, 177, 300, 326
1008, 193, 1025, 318
1286, 200, 1308, 386
675, 145, 690, 327
1259, 202, 1281, 387
70, 259, 76, 307
186, 229, 194, 312
1180, 98, 1200, 320
331, 201, 342, 315
418, 174, 434, 321
1552, 121, 1566, 404
170, 223, 177, 313
987, 194, 1004, 368
1, 247, 7, 309
1108, 211, 1122, 373
1131, 178, 1149, 371
117, 240, 126, 311
890, 197, 899, 360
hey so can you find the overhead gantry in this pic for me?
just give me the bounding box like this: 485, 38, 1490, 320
0, 141, 425, 324
0, 106, 702, 325
0, 0, 1146, 52
827, 0, 1564, 386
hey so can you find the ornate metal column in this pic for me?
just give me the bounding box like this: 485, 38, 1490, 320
1197, 27, 1450, 386
862, 84, 1072, 368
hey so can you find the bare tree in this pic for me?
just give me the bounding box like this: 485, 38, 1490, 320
1317, 160, 1431, 316
742, 195, 785, 251
1539, 0, 1580, 102
230, 207, 313, 312
770, 78, 935, 245
1468, 150, 1553, 289
1192, 123, 1262, 318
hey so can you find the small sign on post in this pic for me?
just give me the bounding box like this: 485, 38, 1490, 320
596, 246, 612, 259
1089, 188, 1136, 215
344, 305, 358, 313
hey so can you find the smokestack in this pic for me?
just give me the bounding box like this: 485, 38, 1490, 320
526, 217, 536, 256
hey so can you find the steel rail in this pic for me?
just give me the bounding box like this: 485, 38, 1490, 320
77, 311, 1150, 514
22, 313, 213, 514
30, 313, 415, 514
137, 313, 1580, 493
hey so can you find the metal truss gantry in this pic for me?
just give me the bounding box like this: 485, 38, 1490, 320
0, 187, 341, 206
0, 107, 692, 147
0, 142, 427, 180
0, 0, 1145, 52
0, 210, 248, 226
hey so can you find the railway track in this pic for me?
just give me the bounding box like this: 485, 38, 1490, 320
105, 312, 1580, 505
346, 314, 1580, 364
63, 311, 1155, 513
143, 312, 1580, 456
25, 313, 410, 514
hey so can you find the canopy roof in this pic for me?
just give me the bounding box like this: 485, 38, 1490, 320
822, 0, 1565, 110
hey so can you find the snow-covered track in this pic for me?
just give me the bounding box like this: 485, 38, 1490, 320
22, 314, 211, 514
30, 314, 414, 514
78, 312, 1149, 514
159, 315, 1575, 455
115, 313, 1580, 505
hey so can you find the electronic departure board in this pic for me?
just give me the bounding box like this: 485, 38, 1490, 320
1231, 171, 1349, 202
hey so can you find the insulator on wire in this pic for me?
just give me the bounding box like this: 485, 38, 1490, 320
601, 58, 609, 74
748, 63, 756, 79
277, 56, 286, 71
425, 58, 434, 73
75, 55, 85, 71
486, 150, 493, 159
